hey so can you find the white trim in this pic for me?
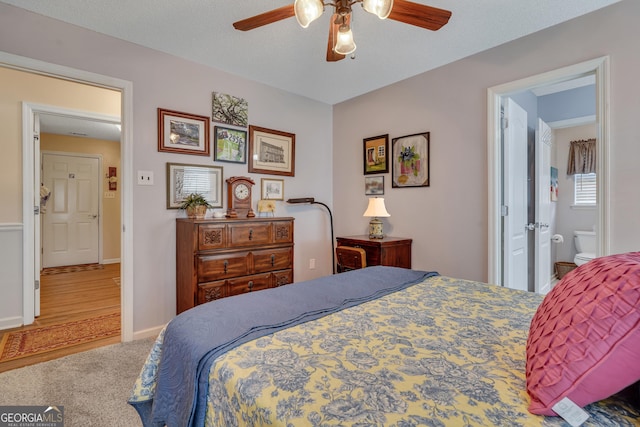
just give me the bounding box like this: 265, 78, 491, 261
547, 115, 596, 129
2, 50, 135, 342
133, 325, 165, 341
0, 316, 23, 330
487, 56, 610, 286
0, 223, 23, 231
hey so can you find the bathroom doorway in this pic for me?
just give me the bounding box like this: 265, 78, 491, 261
487, 57, 610, 292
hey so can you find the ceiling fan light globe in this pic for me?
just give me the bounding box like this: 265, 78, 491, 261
294, 0, 324, 28
334, 28, 356, 55
362, 0, 393, 19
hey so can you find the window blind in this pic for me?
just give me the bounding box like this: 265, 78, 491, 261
574, 173, 596, 205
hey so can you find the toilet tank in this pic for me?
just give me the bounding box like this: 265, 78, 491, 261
574, 230, 596, 253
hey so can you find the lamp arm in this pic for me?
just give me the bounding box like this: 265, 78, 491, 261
311, 201, 335, 275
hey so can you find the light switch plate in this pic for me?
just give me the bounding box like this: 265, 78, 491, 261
137, 170, 154, 185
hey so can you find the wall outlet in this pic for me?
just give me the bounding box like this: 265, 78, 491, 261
309, 258, 316, 269
137, 170, 154, 185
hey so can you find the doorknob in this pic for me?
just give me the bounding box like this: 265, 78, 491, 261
525, 223, 536, 231
90, 214, 98, 219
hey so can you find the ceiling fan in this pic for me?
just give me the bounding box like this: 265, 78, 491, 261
233, 0, 452, 62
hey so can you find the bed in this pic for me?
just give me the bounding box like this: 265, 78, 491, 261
129, 264, 640, 427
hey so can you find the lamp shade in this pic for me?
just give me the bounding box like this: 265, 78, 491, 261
363, 197, 390, 217
334, 27, 357, 55
294, 0, 324, 28
363, 0, 394, 19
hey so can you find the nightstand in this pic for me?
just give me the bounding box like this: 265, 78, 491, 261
336, 235, 412, 269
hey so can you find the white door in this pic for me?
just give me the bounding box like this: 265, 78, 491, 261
33, 113, 41, 316
42, 153, 100, 267
535, 118, 552, 293
503, 98, 528, 291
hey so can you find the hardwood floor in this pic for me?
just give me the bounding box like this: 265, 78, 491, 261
0, 263, 121, 373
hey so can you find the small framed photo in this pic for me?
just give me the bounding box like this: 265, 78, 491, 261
365, 176, 384, 195
363, 134, 389, 175
248, 125, 295, 176
212, 92, 248, 127
158, 108, 210, 156
261, 178, 284, 200
214, 126, 247, 163
392, 132, 430, 188
166, 163, 223, 209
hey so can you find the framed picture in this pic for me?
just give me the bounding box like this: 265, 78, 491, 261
261, 178, 284, 200
212, 92, 248, 127
166, 163, 223, 209
551, 166, 558, 201
248, 125, 296, 176
158, 108, 210, 156
365, 176, 384, 195
392, 132, 430, 188
214, 126, 247, 163
363, 134, 389, 175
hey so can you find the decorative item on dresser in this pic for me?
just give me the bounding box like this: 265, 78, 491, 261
336, 235, 412, 269
176, 217, 294, 314
226, 176, 255, 218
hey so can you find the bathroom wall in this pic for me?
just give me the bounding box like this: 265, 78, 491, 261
553, 124, 598, 264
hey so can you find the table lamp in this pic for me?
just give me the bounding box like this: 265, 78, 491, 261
363, 197, 390, 239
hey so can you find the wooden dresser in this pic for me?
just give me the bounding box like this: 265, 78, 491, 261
176, 217, 294, 314
336, 235, 412, 269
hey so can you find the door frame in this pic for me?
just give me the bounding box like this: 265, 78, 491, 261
487, 56, 610, 286
2, 50, 135, 342
41, 150, 104, 268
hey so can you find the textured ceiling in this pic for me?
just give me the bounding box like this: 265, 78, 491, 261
1, 0, 621, 105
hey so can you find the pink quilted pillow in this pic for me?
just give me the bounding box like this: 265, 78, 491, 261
526, 252, 640, 416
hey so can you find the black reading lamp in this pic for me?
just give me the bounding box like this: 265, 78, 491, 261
287, 197, 335, 274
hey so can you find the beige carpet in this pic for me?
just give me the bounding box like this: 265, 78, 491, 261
0, 313, 120, 362
0, 337, 156, 427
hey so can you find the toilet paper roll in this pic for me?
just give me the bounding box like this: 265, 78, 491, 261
551, 234, 564, 243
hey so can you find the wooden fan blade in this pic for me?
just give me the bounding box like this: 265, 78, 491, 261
387, 0, 451, 31
326, 14, 346, 62
233, 4, 295, 31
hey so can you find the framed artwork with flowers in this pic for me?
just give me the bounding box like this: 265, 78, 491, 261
391, 132, 430, 188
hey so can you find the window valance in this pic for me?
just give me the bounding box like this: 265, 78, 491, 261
567, 139, 596, 175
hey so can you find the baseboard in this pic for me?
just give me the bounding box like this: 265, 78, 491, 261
0, 316, 23, 331
102, 258, 121, 265
132, 324, 165, 341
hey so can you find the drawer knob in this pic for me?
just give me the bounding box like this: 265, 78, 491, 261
248, 280, 254, 291
249, 229, 253, 240
271, 254, 275, 266
223, 260, 228, 274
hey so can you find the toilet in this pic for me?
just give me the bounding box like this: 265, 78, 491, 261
574, 230, 596, 266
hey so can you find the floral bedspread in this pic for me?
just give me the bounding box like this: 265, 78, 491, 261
204, 276, 639, 426
131, 275, 639, 426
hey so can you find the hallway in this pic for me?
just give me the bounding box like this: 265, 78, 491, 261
0, 263, 121, 372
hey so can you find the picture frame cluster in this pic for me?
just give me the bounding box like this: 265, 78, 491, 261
158, 91, 296, 211
362, 131, 430, 195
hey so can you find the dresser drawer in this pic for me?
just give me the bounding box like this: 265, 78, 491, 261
197, 280, 227, 304
227, 273, 272, 296
197, 253, 249, 281
273, 269, 293, 287
253, 247, 293, 272
273, 220, 294, 244
228, 222, 272, 247
197, 224, 226, 251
